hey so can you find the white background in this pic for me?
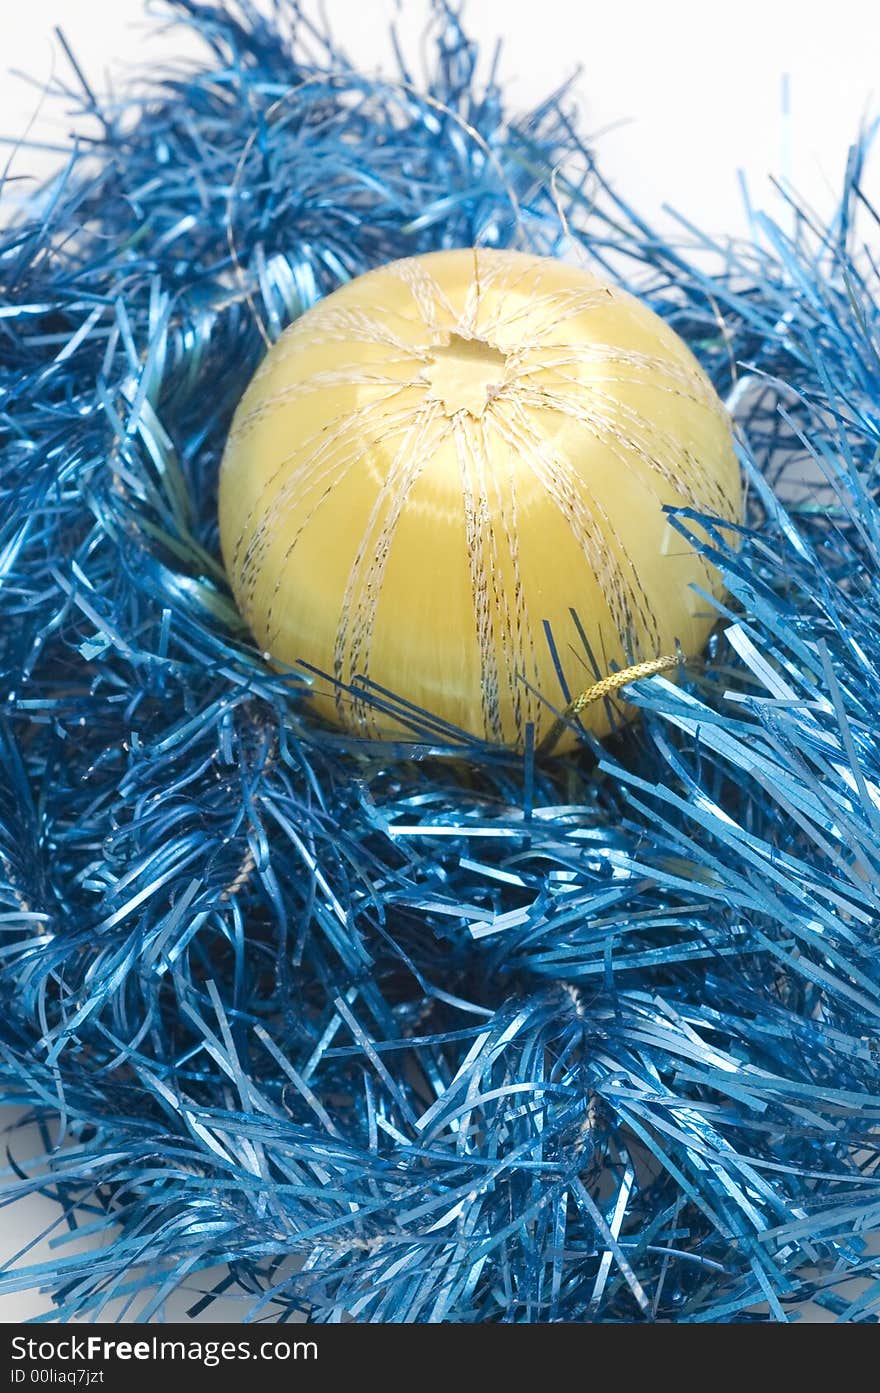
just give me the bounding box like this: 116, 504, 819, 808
2, 0, 878, 1323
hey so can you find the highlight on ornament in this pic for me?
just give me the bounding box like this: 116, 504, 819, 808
2, 0, 880, 1326
219, 247, 742, 750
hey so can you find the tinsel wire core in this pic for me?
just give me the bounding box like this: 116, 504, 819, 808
1, 0, 880, 1322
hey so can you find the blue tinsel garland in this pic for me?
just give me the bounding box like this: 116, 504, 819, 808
1, 0, 880, 1323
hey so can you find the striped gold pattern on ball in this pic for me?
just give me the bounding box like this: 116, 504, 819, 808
219, 248, 742, 750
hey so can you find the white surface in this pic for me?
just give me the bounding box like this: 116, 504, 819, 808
4, 0, 880, 239
2, 0, 879, 1324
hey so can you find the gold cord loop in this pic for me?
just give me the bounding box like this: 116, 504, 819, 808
538, 653, 682, 755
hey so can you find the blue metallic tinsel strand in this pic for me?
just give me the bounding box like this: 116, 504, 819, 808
1, 0, 880, 1322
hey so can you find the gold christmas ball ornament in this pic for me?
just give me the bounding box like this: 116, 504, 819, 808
219, 248, 742, 751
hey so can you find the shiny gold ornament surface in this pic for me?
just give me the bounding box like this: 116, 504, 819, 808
219, 248, 741, 750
